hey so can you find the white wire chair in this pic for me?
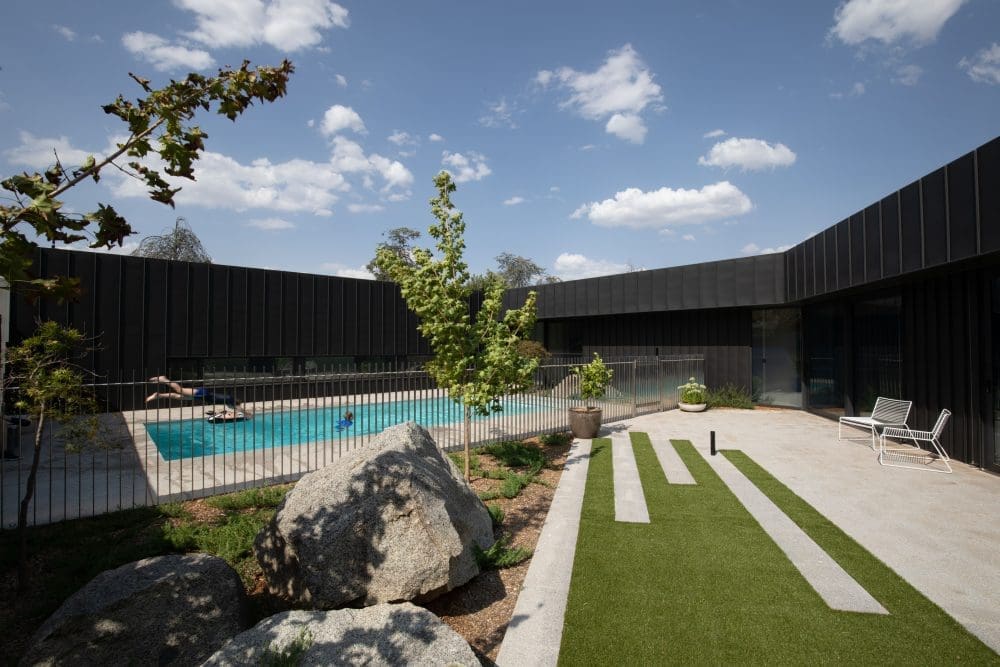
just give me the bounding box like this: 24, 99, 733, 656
838, 397, 912, 451
878, 409, 952, 474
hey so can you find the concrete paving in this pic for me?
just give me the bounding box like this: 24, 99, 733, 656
651, 438, 697, 485
611, 434, 649, 523
698, 444, 887, 615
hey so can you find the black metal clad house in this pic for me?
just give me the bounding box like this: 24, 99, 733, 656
7, 136, 1000, 471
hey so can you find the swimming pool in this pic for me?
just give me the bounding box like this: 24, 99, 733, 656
144, 395, 543, 461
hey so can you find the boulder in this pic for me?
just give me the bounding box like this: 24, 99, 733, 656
21, 553, 248, 667
201, 603, 480, 666
254, 422, 493, 608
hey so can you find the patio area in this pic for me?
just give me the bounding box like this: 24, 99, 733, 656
500, 408, 1000, 662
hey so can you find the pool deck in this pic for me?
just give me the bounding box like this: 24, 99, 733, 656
498, 408, 1000, 662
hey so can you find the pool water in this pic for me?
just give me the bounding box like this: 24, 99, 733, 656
145, 395, 541, 461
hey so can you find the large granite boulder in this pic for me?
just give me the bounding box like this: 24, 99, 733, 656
201, 603, 480, 666
254, 422, 493, 608
21, 553, 248, 666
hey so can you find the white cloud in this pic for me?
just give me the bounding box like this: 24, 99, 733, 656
829, 81, 866, 99
176, 0, 349, 52
579, 144, 596, 151
539, 44, 662, 144
480, 97, 519, 129
248, 217, 296, 230
698, 137, 797, 171
682, 234, 695, 241
830, 0, 966, 46
550, 186, 560, 192
742, 242, 794, 255
387, 130, 417, 146
605, 113, 647, 144
894, 64, 923, 85
571, 181, 753, 230
428, 133, 444, 142
320, 104, 366, 136
4, 131, 93, 168
121, 31, 215, 71
329, 136, 413, 196
552, 253, 630, 281
703, 129, 726, 138
53, 25, 76, 41
321, 262, 374, 280
335, 73, 347, 87
441, 151, 491, 183
960, 43, 1000, 85
503, 196, 525, 206
347, 203, 385, 213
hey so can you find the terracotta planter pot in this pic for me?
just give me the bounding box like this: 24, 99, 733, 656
569, 407, 602, 439
678, 402, 707, 412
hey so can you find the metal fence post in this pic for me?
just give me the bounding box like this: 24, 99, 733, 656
631, 359, 638, 418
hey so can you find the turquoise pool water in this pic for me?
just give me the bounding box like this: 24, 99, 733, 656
145, 395, 541, 461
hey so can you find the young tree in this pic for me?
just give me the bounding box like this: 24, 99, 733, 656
376, 172, 538, 480
6, 322, 98, 590
366, 227, 421, 281
131, 216, 211, 263
0, 60, 294, 300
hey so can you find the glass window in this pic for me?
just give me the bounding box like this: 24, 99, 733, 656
852, 296, 902, 415
803, 304, 845, 417
751, 308, 803, 407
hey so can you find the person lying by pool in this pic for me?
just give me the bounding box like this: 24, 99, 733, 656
146, 376, 251, 418
336, 411, 354, 431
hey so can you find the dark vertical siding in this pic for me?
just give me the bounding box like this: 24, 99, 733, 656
900, 182, 923, 273
948, 152, 977, 261
922, 168, 948, 267
881, 194, 900, 278
981, 138, 1000, 253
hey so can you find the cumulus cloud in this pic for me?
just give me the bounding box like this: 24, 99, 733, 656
537, 44, 663, 144
571, 181, 753, 230
329, 136, 413, 196
741, 242, 794, 255
698, 137, 797, 171
552, 253, 631, 281
53, 25, 77, 41
830, 81, 866, 99
503, 196, 525, 206
122, 31, 215, 71
320, 105, 366, 136
682, 234, 696, 241
4, 131, 93, 168
248, 217, 296, 230
893, 64, 923, 85
176, 0, 349, 52
321, 262, 374, 280
387, 130, 417, 146
960, 43, 1000, 85
347, 203, 385, 213
829, 0, 966, 46
703, 129, 726, 138
335, 73, 347, 87
441, 151, 491, 183
480, 97, 519, 129
428, 133, 444, 142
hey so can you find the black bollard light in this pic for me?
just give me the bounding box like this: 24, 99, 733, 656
710, 430, 716, 456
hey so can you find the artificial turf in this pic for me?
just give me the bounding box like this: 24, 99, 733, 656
558, 433, 998, 665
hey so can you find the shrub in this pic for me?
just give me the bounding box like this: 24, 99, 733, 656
706, 384, 754, 409
486, 503, 505, 528
539, 431, 572, 446
479, 441, 546, 471
678, 377, 707, 404
474, 533, 532, 569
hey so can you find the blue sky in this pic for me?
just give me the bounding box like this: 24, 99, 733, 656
1, 0, 998, 281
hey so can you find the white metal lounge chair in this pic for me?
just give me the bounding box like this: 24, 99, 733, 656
878, 409, 952, 474
838, 397, 912, 451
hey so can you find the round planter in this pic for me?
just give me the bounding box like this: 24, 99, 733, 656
678, 402, 707, 413
569, 407, 602, 439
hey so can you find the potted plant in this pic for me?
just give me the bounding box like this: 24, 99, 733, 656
678, 377, 708, 412
568, 353, 614, 438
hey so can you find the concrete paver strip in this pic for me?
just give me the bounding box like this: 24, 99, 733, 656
612, 435, 650, 523
496, 439, 592, 667
696, 443, 888, 615
650, 438, 697, 485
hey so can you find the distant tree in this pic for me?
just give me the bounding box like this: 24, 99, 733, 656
366, 227, 421, 281
6, 322, 97, 590
131, 217, 211, 263
375, 173, 538, 480
0, 60, 294, 300
495, 252, 551, 288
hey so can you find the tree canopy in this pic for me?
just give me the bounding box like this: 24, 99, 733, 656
0, 60, 294, 300
366, 227, 421, 281
131, 217, 211, 263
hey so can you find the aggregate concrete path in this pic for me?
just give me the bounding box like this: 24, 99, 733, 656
611, 435, 650, 523
651, 438, 697, 485
495, 439, 592, 667
698, 444, 888, 615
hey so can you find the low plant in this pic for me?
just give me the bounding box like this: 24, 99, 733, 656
539, 431, 572, 447
261, 628, 314, 667
706, 384, 754, 409
478, 441, 546, 472
572, 353, 614, 408
205, 485, 290, 511
486, 503, 505, 528
474, 533, 532, 569
678, 377, 707, 404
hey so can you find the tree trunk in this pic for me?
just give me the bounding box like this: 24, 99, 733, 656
17, 407, 45, 592
463, 405, 471, 482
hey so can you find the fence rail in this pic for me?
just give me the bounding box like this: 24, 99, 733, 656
1, 355, 703, 528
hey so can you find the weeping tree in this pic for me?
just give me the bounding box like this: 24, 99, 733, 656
131, 216, 211, 263
0, 59, 294, 300
376, 172, 538, 480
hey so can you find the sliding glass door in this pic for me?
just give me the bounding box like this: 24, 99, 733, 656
751, 309, 802, 407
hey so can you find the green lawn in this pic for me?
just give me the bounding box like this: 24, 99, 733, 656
559, 433, 998, 665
